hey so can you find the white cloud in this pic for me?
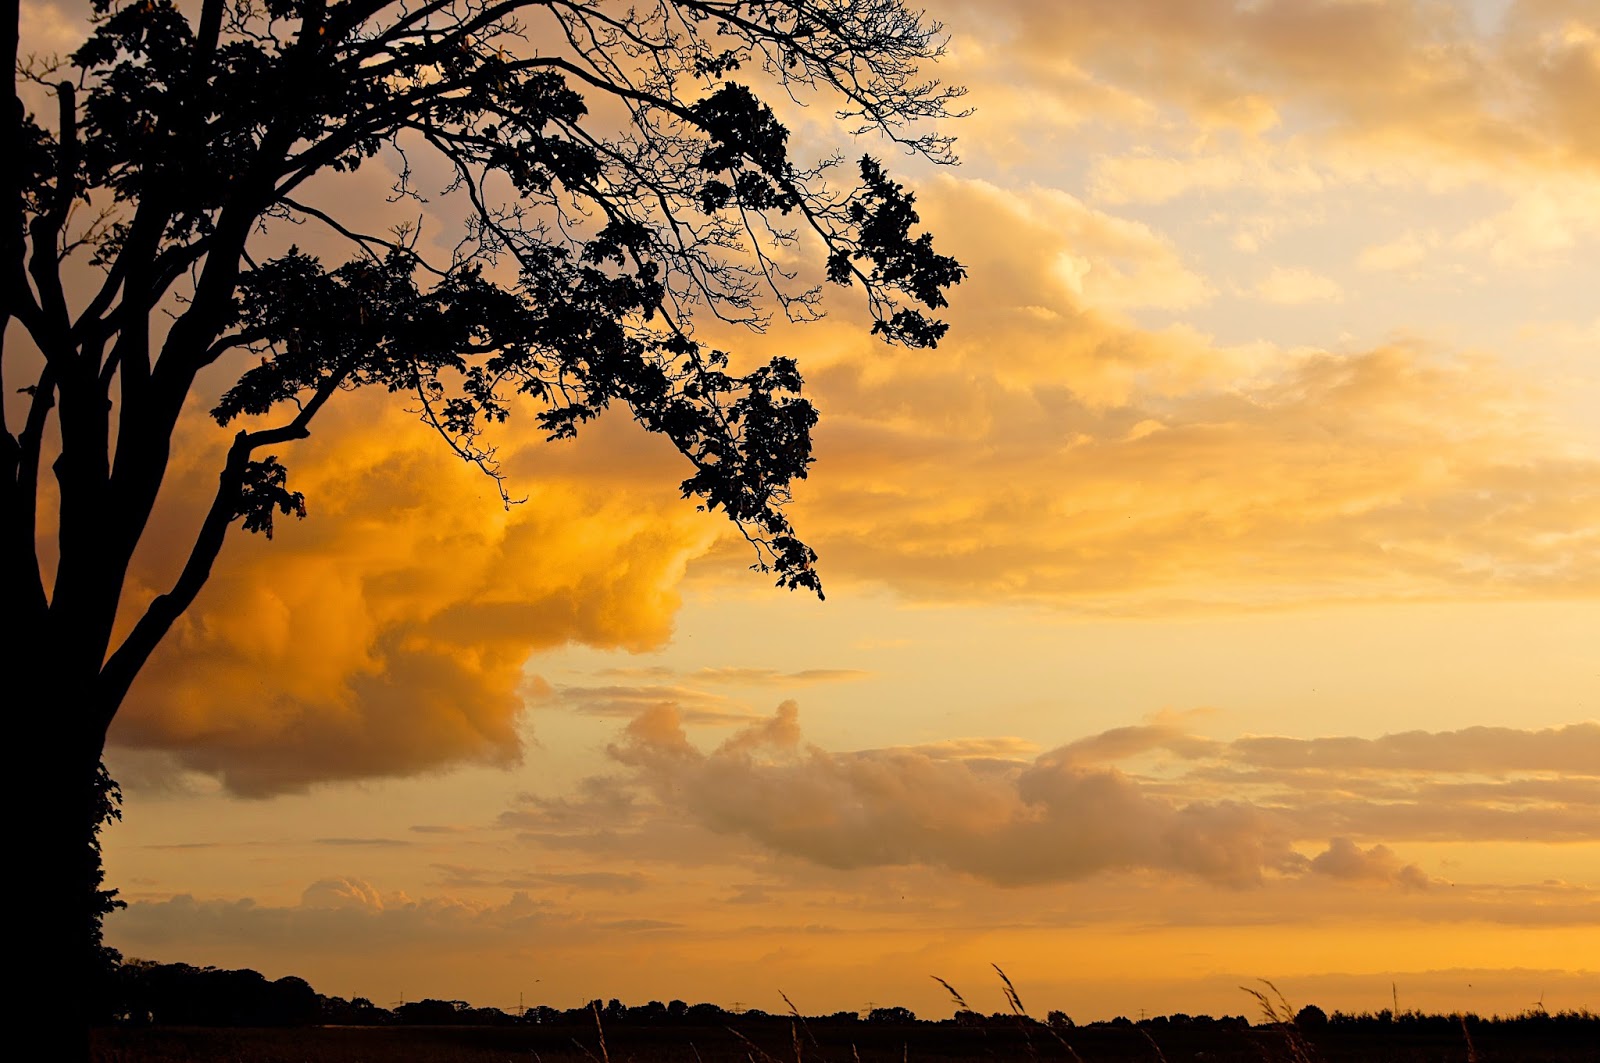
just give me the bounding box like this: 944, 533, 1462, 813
1253, 266, 1345, 304
1359, 231, 1433, 271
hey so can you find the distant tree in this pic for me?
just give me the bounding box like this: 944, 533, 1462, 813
867, 1006, 917, 1024
6, 1, 964, 1054
1046, 1009, 1074, 1029
266, 975, 320, 1025
320, 994, 391, 1025
667, 999, 688, 1020
114, 961, 325, 1026
396, 998, 473, 1024
1295, 1004, 1328, 1029
629, 1000, 668, 1021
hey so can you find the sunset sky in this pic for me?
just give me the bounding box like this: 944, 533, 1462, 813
28, 0, 1600, 1021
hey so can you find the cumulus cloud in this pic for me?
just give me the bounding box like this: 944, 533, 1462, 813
604, 702, 1298, 887
301, 877, 389, 911
1308, 838, 1432, 889
110, 391, 715, 795
512, 706, 1598, 888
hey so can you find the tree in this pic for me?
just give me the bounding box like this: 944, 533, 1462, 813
1295, 1004, 1328, 1029
5, 0, 963, 1051
866, 1005, 917, 1024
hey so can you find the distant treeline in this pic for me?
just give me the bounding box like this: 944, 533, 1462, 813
103, 960, 1597, 1034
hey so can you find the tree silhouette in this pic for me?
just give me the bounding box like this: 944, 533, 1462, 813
5, 0, 963, 1051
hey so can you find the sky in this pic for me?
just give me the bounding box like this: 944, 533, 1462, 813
24, 0, 1600, 1022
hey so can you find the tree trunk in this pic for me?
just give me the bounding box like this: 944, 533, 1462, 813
16, 667, 110, 1062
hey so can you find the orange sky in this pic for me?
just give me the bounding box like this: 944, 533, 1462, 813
22, 0, 1597, 1020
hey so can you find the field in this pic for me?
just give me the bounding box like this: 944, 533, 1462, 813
91, 1016, 1600, 1063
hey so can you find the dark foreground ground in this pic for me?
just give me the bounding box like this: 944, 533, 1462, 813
92, 1019, 1600, 1063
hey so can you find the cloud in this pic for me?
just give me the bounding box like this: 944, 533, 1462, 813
1452, 177, 1600, 265
1229, 724, 1600, 775
90, 9, 1600, 797
1089, 152, 1326, 206
1308, 838, 1432, 889
301, 877, 389, 911
1359, 231, 1433, 272
531, 682, 760, 725
110, 882, 561, 955
511, 706, 1599, 888
604, 702, 1299, 887
595, 666, 873, 687
942, 0, 1600, 175
1253, 266, 1345, 304
110, 391, 717, 795
104, 168, 1600, 796
432, 864, 649, 893
645, 173, 1600, 612
18, 0, 89, 56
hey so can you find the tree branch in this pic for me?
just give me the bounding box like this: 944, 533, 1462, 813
280, 195, 450, 276
25, 82, 79, 356
96, 363, 350, 723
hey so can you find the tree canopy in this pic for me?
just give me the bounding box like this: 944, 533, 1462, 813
4, 0, 963, 1050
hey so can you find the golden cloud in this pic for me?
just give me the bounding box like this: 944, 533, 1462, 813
693, 175, 1600, 610
111, 391, 716, 795
105, 168, 1600, 791
73, 1, 1599, 797
937, 0, 1600, 173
